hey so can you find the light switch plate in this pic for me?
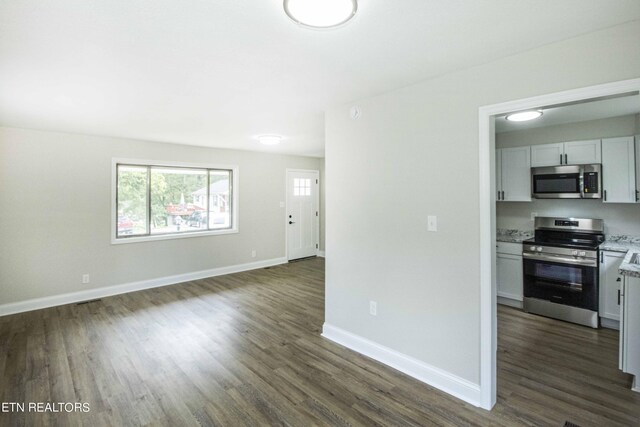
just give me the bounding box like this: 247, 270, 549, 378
427, 215, 437, 232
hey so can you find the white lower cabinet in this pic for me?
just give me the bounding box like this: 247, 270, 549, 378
620, 274, 640, 392
497, 242, 523, 306
599, 251, 624, 328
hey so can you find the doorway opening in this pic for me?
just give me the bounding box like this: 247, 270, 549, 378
478, 78, 640, 410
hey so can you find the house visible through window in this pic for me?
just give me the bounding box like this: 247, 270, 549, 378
116, 163, 234, 239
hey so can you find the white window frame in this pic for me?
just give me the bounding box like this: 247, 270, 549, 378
111, 158, 239, 244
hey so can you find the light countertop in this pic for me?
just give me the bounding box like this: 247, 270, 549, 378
600, 236, 640, 278
497, 229, 533, 244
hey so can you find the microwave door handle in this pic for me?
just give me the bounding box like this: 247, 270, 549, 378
579, 173, 585, 199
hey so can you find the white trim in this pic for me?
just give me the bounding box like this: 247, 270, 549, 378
497, 291, 523, 302
111, 158, 240, 245
497, 296, 523, 309
317, 250, 326, 257
322, 323, 482, 407
0, 257, 287, 317
478, 78, 640, 411
600, 318, 620, 330
285, 168, 321, 261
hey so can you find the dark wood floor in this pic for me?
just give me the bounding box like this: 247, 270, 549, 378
2, 258, 640, 426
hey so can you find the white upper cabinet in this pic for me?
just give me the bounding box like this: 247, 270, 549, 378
500, 147, 531, 202
531, 143, 564, 167
531, 140, 601, 167
602, 136, 636, 204
564, 139, 601, 165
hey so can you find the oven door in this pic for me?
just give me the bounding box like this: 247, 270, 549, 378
531, 165, 582, 199
523, 255, 598, 311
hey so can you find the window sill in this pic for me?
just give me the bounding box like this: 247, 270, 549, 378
111, 228, 239, 245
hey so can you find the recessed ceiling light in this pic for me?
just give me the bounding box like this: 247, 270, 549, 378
258, 135, 282, 145
505, 110, 543, 122
284, 0, 358, 29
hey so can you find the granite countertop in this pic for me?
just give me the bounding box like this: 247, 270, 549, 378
619, 249, 640, 278
600, 235, 640, 253
497, 229, 533, 243
599, 235, 640, 278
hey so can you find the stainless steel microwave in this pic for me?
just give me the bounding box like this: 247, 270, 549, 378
531, 164, 601, 199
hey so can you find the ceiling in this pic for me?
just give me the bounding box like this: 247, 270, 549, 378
1, 1, 639, 157
496, 93, 640, 133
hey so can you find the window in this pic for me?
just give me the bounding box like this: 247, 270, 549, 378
114, 161, 237, 242
293, 178, 311, 196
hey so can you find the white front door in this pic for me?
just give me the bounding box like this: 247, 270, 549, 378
286, 170, 319, 261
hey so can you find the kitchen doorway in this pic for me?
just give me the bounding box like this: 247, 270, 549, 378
478, 78, 640, 410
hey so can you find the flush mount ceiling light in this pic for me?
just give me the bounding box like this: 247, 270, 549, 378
284, 0, 358, 29
258, 135, 282, 145
505, 110, 543, 122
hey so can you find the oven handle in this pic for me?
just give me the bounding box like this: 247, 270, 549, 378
522, 252, 598, 267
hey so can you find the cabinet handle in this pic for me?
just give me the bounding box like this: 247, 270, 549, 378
501, 191, 505, 200
565, 153, 568, 164
636, 190, 639, 202
604, 190, 607, 202
560, 154, 563, 165
601, 252, 604, 263
618, 289, 621, 305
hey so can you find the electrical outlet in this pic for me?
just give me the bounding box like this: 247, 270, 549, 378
531, 212, 538, 221
369, 301, 377, 316
82, 274, 90, 284
251, 249, 257, 258
427, 215, 438, 232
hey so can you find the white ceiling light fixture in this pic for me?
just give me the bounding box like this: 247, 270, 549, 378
505, 110, 543, 122
284, 0, 358, 29
258, 135, 283, 145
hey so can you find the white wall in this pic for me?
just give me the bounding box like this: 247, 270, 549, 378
497, 115, 640, 235
319, 158, 326, 252
0, 127, 323, 306
325, 20, 640, 394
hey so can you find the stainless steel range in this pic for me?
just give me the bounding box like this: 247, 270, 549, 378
522, 217, 605, 328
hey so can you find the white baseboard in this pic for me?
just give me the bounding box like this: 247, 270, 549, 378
321, 323, 482, 407
497, 295, 523, 309
600, 317, 620, 330
0, 257, 288, 317
317, 250, 326, 257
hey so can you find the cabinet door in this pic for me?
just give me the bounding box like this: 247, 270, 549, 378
621, 276, 640, 377
496, 148, 503, 201
531, 143, 564, 167
564, 139, 601, 165
636, 135, 640, 203
501, 147, 531, 202
620, 278, 625, 370
497, 253, 523, 302
599, 251, 624, 321
602, 137, 636, 203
